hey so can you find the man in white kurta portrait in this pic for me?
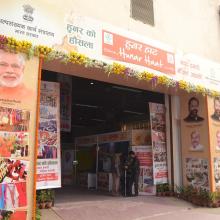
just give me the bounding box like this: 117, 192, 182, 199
190, 131, 204, 151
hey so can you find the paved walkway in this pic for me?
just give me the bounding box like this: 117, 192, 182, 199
41, 187, 220, 220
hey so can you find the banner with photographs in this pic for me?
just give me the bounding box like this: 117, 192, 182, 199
149, 103, 168, 185
214, 157, 220, 191
132, 145, 155, 195
37, 81, 61, 189
185, 158, 209, 190
0, 50, 39, 220
57, 74, 72, 132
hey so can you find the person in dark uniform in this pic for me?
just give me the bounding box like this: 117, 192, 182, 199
124, 151, 140, 197
211, 97, 220, 122
184, 97, 204, 122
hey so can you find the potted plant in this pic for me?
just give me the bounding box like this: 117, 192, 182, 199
36, 205, 41, 220
207, 191, 216, 208
46, 189, 55, 208
156, 184, 163, 196
38, 190, 47, 209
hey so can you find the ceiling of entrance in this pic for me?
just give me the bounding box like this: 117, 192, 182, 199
42, 70, 164, 139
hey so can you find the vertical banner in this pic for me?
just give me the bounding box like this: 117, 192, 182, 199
180, 94, 210, 190
57, 74, 72, 132
207, 96, 220, 192
214, 157, 220, 191
61, 150, 74, 185
132, 145, 155, 195
149, 103, 168, 185
37, 81, 61, 189
0, 50, 39, 220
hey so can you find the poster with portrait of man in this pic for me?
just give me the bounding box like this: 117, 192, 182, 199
211, 97, 220, 122
0, 49, 40, 220
189, 130, 204, 152
184, 97, 204, 123
0, 50, 36, 104
207, 96, 220, 153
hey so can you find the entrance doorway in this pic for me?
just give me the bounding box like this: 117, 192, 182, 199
41, 69, 166, 199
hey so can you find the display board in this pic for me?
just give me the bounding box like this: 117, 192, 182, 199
37, 81, 61, 189
0, 50, 39, 220
132, 145, 155, 195
207, 96, 220, 192
149, 103, 168, 185
180, 94, 210, 190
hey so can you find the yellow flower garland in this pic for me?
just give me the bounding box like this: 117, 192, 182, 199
0, 35, 219, 97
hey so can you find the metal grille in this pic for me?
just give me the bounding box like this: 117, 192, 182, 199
131, 0, 154, 26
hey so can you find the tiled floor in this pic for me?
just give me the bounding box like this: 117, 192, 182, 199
41, 187, 220, 220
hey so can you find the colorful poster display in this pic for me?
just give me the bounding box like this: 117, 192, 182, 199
0, 50, 39, 220
149, 103, 168, 185
132, 145, 155, 195
57, 74, 72, 132
37, 81, 61, 189
185, 158, 209, 190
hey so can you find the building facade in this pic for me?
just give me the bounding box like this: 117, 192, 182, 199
1, 1, 220, 219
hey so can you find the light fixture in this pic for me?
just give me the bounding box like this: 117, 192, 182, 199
124, 110, 145, 115
90, 82, 94, 85
75, 103, 99, 108
112, 86, 142, 93
91, 118, 106, 122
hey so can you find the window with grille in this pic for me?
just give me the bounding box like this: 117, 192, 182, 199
130, 0, 154, 26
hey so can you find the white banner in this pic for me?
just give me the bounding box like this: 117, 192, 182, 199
37, 81, 61, 189
149, 103, 168, 185
175, 53, 220, 92
132, 145, 155, 195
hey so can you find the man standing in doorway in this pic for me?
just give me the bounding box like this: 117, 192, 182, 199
125, 151, 140, 197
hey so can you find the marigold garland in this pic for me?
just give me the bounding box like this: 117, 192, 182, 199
0, 34, 219, 97
111, 62, 126, 75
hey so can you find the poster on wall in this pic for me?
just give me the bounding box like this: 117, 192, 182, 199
185, 158, 209, 190
149, 103, 168, 185
132, 145, 155, 195
37, 81, 61, 189
182, 96, 205, 153
208, 97, 220, 151
0, 50, 39, 220
57, 74, 72, 132
214, 157, 220, 191
0, 210, 27, 220
61, 150, 74, 185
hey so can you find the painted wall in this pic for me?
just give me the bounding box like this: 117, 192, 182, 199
68, 0, 220, 63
